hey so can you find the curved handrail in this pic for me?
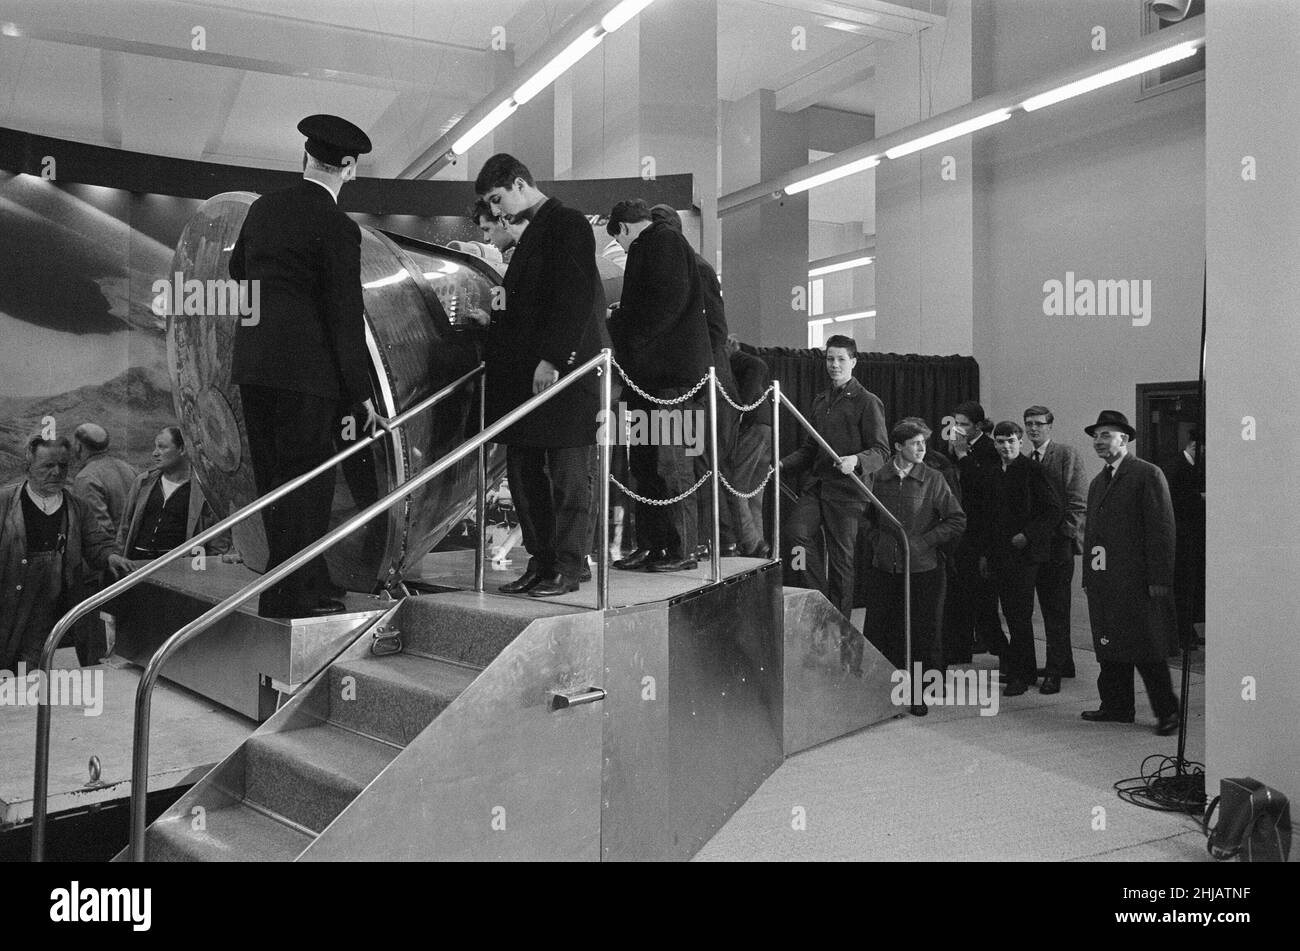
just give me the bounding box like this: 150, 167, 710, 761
30, 363, 484, 861
127, 350, 613, 861
777, 392, 916, 706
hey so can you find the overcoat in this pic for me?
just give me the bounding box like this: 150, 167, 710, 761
1081, 452, 1178, 663
486, 197, 606, 447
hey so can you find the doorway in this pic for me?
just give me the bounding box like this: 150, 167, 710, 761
1136, 380, 1202, 470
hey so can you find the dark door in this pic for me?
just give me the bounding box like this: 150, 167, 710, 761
1136, 380, 1202, 471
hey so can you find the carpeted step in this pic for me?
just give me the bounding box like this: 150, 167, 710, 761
243, 723, 400, 833
326, 653, 477, 746
398, 591, 581, 667
145, 802, 313, 862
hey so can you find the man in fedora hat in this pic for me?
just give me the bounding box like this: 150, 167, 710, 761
229, 114, 390, 618
1080, 410, 1180, 735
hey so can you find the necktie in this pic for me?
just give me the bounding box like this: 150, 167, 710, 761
1032, 450, 1041, 463
1104, 465, 1114, 483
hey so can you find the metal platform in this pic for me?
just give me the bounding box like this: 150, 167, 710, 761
109, 560, 384, 721
0, 650, 254, 829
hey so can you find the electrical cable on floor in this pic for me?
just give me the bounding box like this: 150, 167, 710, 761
1114, 753, 1207, 814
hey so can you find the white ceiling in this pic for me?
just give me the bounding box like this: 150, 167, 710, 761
0, 0, 940, 177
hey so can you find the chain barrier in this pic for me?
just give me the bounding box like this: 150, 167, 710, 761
610, 470, 712, 507
718, 466, 776, 500
715, 378, 775, 413
611, 357, 709, 406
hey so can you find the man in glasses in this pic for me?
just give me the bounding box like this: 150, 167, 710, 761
475, 154, 606, 598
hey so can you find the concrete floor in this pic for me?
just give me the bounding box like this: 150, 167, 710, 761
697, 586, 1209, 862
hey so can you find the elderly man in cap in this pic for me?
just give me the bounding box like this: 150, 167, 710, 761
1080, 410, 1180, 735
71, 423, 137, 540
229, 114, 389, 618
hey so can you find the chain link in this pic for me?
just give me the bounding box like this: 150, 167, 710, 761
610, 470, 712, 506
715, 379, 775, 413
718, 466, 776, 500
611, 357, 709, 406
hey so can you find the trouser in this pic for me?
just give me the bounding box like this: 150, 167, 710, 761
240, 385, 338, 616
1035, 557, 1077, 676
865, 567, 942, 672
507, 444, 594, 580
722, 422, 770, 552
944, 544, 1006, 660
1098, 659, 1179, 718
0, 549, 62, 673
990, 553, 1039, 683
628, 390, 699, 557
784, 483, 868, 621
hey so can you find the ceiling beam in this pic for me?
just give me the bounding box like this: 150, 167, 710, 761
776, 48, 876, 112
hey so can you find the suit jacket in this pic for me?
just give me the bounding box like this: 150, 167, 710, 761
486, 197, 606, 447
72, 452, 138, 540
780, 377, 889, 500
968, 454, 1062, 564
730, 349, 772, 429
229, 179, 371, 403
608, 221, 712, 391
696, 253, 737, 450
1082, 453, 1177, 663
116, 470, 231, 557
1025, 440, 1088, 559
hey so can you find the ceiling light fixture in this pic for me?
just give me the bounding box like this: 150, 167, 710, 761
786, 156, 880, 196
514, 27, 603, 104
451, 99, 518, 155
809, 256, 874, 277
1021, 41, 1200, 111
601, 0, 656, 33
834, 310, 876, 322
884, 108, 1012, 160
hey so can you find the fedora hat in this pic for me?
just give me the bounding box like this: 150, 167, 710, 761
1084, 410, 1136, 438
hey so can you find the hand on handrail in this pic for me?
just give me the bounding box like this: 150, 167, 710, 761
363, 398, 395, 436
106, 553, 135, 580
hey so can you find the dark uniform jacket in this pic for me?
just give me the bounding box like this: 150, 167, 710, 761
696, 254, 737, 449
229, 179, 372, 403
487, 197, 606, 447
952, 431, 999, 552
781, 377, 889, 500
1082, 453, 1178, 663
608, 221, 711, 391
730, 349, 772, 429
968, 454, 1062, 563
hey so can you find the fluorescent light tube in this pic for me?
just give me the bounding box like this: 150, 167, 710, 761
809, 256, 874, 277
451, 99, 518, 155
785, 156, 880, 196
515, 28, 603, 105
1021, 41, 1200, 111
834, 310, 876, 322
601, 0, 656, 33
884, 109, 1011, 160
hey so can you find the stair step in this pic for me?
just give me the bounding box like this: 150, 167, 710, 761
243, 723, 400, 833
146, 802, 314, 862
398, 592, 580, 667
327, 653, 478, 746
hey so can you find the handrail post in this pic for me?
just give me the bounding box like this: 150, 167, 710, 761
707, 366, 721, 583
475, 370, 487, 593
32, 362, 483, 861
598, 349, 612, 610
771, 379, 782, 564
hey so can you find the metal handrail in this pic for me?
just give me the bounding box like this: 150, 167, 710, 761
777, 392, 917, 709
127, 349, 614, 861
30, 363, 485, 861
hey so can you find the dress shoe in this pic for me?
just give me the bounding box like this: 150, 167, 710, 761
613, 548, 664, 571
580, 566, 593, 583
1037, 667, 1075, 679
1080, 708, 1135, 723
1155, 713, 1180, 736
1003, 679, 1029, 697
646, 554, 699, 572
529, 573, 580, 597
720, 544, 740, 558
1039, 675, 1061, 695
743, 541, 772, 559
499, 566, 545, 594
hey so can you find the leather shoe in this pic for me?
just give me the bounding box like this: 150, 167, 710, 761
580, 566, 592, 583
1038, 667, 1075, 679
529, 573, 579, 597
743, 541, 772, 559
1003, 679, 1029, 697
306, 598, 348, 617
1080, 709, 1135, 723
646, 554, 699, 572
720, 544, 740, 558
1039, 675, 1061, 695
499, 566, 545, 594
613, 547, 664, 571
1155, 713, 1180, 736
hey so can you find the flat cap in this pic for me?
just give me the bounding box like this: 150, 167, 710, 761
298, 114, 372, 166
